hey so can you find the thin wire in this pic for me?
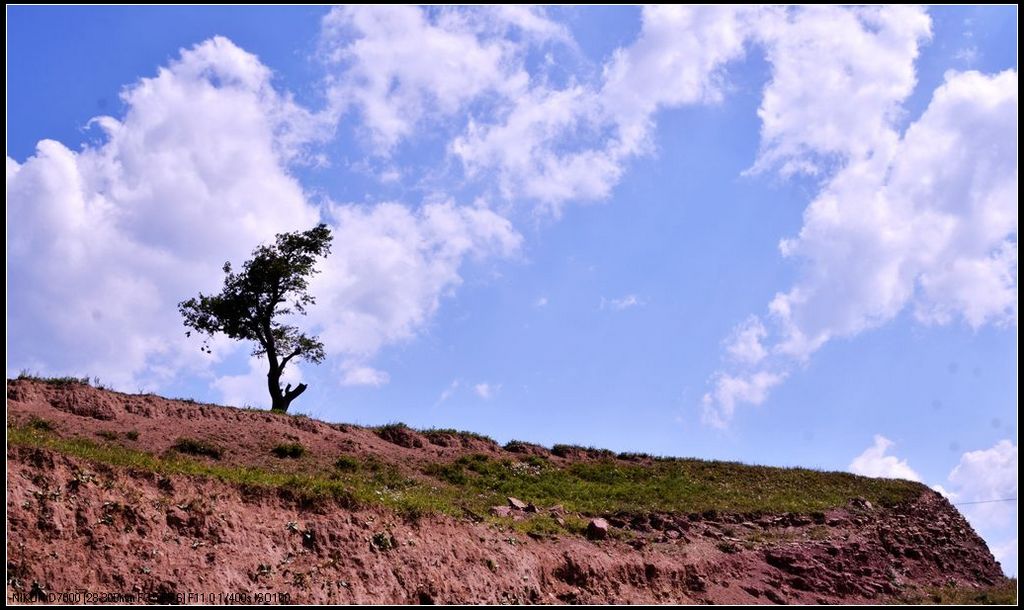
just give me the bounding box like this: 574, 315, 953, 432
953, 498, 1017, 506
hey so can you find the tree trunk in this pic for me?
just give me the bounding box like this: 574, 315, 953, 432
268, 365, 307, 412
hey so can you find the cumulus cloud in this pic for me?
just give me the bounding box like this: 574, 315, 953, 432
7, 35, 521, 397
7, 37, 320, 389
948, 440, 1018, 529
749, 5, 932, 176
454, 6, 757, 214
848, 435, 922, 481
701, 371, 786, 428
703, 23, 1017, 424
322, 6, 762, 215
319, 5, 560, 152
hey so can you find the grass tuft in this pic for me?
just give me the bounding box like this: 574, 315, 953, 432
271, 442, 306, 459
171, 437, 223, 460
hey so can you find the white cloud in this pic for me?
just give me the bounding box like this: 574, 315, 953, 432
213, 357, 304, 409
534, 296, 549, 308
453, 6, 757, 214
749, 6, 932, 176
704, 63, 1017, 423
848, 435, 922, 481
322, 6, 763, 214
599, 5, 755, 154
319, 5, 552, 152
725, 316, 768, 364
602, 294, 644, 311
474, 382, 499, 399
701, 370, 786, 428
339, 363, 390, 387
948, 440, 1018, 529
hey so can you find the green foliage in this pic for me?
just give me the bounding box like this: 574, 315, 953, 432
271, 442, 306, 459
96, 430, 119, 441
171, 437, 224, 460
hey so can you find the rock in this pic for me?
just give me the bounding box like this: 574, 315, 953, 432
490, 506, 512, 518
507, 497, 528, 510
586, 518, 609, 540
165, 507, 188, 529
548, 504, 564, 515
684, 567, 707, 592
763, 588, 786, 604
525, 503, 539, 513
851, 497, 874, 511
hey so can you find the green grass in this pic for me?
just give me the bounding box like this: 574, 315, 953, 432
8, 422, 924, 528
418, 452, 923, 516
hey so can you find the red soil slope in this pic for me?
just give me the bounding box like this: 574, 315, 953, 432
6, 380, 1009, 604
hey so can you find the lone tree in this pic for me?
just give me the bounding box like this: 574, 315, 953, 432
179, 224, 333, 412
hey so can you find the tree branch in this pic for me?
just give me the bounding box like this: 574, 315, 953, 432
280, 347, 303, 369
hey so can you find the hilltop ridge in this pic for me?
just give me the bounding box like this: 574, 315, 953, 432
6, 377, 1014, 604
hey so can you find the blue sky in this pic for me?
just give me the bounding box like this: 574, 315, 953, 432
6, 6, 1017, 574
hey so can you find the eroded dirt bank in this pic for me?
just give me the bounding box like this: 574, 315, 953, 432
6, 380, 1009, 604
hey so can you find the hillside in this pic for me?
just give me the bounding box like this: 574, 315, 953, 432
6, 377, 1014, 604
